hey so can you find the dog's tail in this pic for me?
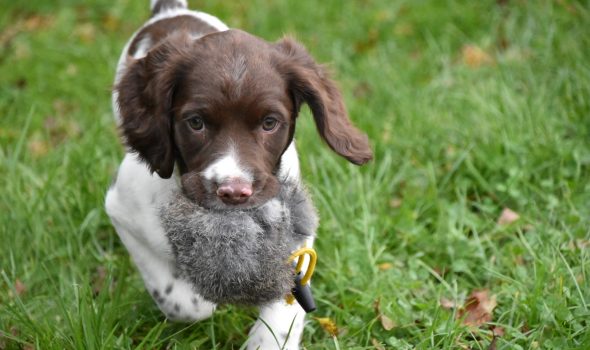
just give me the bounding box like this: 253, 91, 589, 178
150, 0, 188, 16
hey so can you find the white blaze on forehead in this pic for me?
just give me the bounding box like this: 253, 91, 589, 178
201, 146, 253, 184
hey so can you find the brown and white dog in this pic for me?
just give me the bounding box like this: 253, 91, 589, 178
105, 0, 372, 348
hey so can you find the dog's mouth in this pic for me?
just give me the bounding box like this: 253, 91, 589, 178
180, 172, 282, 211
200, 196, 268, 211
181, 185, 279, 212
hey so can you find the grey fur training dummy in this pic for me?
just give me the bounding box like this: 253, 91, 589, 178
159, 182, 318, 305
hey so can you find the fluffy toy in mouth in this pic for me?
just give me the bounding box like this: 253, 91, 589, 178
159, 182, 318, 305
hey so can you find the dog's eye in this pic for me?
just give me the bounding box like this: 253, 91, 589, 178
188, 116, 204, 131
261, 116, 278, 132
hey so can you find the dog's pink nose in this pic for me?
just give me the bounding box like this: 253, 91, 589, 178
216, 179, 253, 205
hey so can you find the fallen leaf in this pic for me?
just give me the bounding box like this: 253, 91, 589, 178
353, 82, 372, 99
497, 208, 520, 225
457, 289, 497, 327
14, 279, 26, 296
102, 14, 121, 32
440, 297, 456, 310
492, 326, 504, 337
557, 0, 578, 15
371, 338, 385, 350
575, 239, 590, 249
461, 45, 492, 68
315, 317, 338, 337
75, 22, 96, 43
389, 197, 402, 208
393, 22, 414, 37
23, 15, 54, 31
380, 314, 396, 331
92, 266, 107, 295
14, 41, 31, 59
66, 64, 78, 76
354, 28, 379, 53
43, 111, 81, 144
378, 262, 393, 271
28, 138, 49, 158
373, 298, 396, 330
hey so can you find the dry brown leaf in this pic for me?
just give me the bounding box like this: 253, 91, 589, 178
15, 279, 26, 296
14, 279, 27, 297
354, 28, 379, 53
389, 197, 402, 208
315, 317, 338, 337
43, 112, 81, 144
66, 64, 78, 76
462, 45, 492, 68
380, 314, 396, 331
492, 326, 505, 337
102, 14, 121, 32
353, 82, 372, 99
378, 262, 393, 271
75, 22, 96, 43
497, 208, 520, 225
23, 15, 54, 31
371, 338, 386, 350
14, 41, 31, 59
575, 239, 590, 249
457, 289, 497, 327
373, 298, 396, 330
28, 138, 49, 158
394, 22, 414, 37
439, 297, 457, 310
92, 266, 107, 295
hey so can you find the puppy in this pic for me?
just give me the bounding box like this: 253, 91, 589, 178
105, 0, 372, 348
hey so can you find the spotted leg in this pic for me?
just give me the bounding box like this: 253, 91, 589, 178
105, 153, 216, 322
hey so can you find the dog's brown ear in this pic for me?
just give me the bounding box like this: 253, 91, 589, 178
115, 35, 190, 178
274, 37, 372, 165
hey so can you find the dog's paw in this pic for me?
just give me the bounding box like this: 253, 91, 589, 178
150, 279, 216, 322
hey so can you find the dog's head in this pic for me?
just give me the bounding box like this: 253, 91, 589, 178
116, 30, 372, 209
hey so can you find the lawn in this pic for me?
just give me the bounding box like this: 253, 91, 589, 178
1, 0, 589, 349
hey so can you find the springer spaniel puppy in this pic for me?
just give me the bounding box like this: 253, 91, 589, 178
105, 0, 372, 348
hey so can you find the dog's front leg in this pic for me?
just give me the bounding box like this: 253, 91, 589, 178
105, 154, 216, 322
247, 301, 306, 350
108, 207, 217, 322
246, 236, 315, 350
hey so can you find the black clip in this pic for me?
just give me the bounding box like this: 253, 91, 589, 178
292, 271, 316, 313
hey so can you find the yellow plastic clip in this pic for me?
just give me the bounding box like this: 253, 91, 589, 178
285, 247, 317, 305
289, 247, 317, 286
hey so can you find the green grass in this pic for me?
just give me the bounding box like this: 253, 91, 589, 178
1, 0, 589, 349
